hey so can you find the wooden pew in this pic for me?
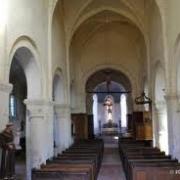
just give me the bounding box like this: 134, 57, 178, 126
32, 166, 92, 180
118, 137, 180, 180
47, 158, 97, 178
32, 139, 104, 180
129, 162, 180, 180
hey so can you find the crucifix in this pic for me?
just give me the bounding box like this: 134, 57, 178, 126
104, 96, 113, 122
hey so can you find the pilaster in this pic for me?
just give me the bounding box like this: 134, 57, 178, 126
24, 99, 54, 179
165, 94, 180, 159
155, 101, 169, 153
54, 103, 73, 153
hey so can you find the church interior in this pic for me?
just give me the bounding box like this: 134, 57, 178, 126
1, 0, 180, 179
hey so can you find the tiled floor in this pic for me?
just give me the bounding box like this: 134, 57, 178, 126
98, 136, 126, 180
15, 159, 26, 180
15, 153, 26, 180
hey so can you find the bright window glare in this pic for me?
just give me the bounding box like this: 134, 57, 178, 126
121, 94, 127, 127
114, 136, 119, 140
159, 110, 169, 155
93, 94, 98, 135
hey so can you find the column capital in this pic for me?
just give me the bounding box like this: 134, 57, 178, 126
154, 101, 166, 111
24, 99, 54, 106
54, 103, 71, 116
53, 102, 70, 109
0, 82, 12, 93
24, 99, 54, 118
164, 94, 180, 112
164, 94, 179, 101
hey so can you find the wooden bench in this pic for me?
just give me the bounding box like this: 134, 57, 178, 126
129, 162, 180, 180
118, 137, 180, 180
32, 166, 92, 180
47, 158, 97, 177
32, 139, 104, 180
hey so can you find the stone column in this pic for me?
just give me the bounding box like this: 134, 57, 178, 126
0, 82, 12, 131
86, 93, 93, 115
54, 104, 73, 154
165, 95, 180, 159
152, 102, 159, 148
155, 101, 168, 154
24, 99, 54, 180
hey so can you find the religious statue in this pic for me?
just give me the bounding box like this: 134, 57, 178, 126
104, 96, 113, 122
0, 123, 15, 179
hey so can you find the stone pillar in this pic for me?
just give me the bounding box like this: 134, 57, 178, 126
155, 101, 168, 154
54, 104, 73, 154
24, 99, 54, 180
86, 93, 93, 115
0, 82, 12, 131
165, 95, 180, 159
152, 102, 159, 148
126, 94, 133, 114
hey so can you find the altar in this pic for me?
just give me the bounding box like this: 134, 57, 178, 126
102, 121, 118, 135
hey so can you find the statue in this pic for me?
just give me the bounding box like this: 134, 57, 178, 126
0, 123, 15, 179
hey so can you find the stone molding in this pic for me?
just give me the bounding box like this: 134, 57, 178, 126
154, 101, 167, 111
53, 102, 70, 109
54, 104, 71, 118
24, 99, 54, 118
164, 94, 179, 101
0, 82, 12, 93
164, 94, 180, 112
24, 99, 54, 106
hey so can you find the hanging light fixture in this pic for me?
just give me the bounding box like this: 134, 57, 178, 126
135, 92, 152, 105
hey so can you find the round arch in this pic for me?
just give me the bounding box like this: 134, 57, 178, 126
83, 64, 136, 95
68, 6, 146, 48
52, 68, 65, 104
7, 37, 42, 179
8, 36, 42, 99
52, 68, 65, 156
85, 67, 133, 115
51, 0, 163, 50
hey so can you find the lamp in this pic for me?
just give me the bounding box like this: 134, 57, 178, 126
135, 92, 152, 105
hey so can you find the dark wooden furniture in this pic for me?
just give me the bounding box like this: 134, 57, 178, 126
32, 139, 104, 180
118, 137, 180, 180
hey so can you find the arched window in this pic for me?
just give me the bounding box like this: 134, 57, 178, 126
9, 94, 16, 119
93, 94, 98, 135
120, 94, 127, 128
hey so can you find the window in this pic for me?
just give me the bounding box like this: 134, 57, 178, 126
120, 94, 127, 127
9, 94, 16, 119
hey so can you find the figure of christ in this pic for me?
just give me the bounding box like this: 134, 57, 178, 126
105, 97, 113, 123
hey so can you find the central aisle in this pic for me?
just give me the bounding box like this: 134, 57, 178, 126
97, 136, 126, 180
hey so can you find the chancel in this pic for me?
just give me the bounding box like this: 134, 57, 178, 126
1, 0, 180, 180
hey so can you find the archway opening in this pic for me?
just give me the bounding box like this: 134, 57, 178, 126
86, 68, 132, 137
9, 57, 27, 179
9, 46, 41, 179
